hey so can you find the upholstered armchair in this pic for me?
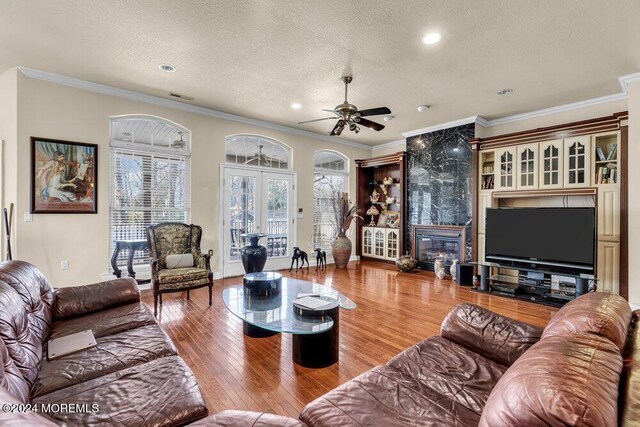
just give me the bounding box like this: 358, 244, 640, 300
146, 223, 213, 316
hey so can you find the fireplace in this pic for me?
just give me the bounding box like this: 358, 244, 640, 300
412, 225, 466, 271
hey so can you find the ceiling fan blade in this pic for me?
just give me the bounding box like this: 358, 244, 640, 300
329, 121, 344, 136
298, 117, 337, 124
358, 107, 391, 117
357, 117, 385, 131
322, 109, 340, 115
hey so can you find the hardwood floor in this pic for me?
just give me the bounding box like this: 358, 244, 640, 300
140, 260, 558, 419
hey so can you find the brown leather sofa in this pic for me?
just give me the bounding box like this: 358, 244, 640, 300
0, 260, 209, 426
199, 292, 638, 426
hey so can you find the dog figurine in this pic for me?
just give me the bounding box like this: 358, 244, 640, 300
315, 248, 326, 270
289, 247, 309, 271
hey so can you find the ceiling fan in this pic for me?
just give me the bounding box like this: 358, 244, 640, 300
244, 144, 276, 166
171, 132, 186, 149
298, 76, 391, 136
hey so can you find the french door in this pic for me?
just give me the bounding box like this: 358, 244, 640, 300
221, 166, 295, 277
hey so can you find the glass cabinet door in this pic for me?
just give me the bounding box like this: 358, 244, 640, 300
385, 229, 399, 260
539, 140, 563, 189
516, 143, 538, 189
564, 136, 591, 187
362, 227, 373, 256
495, 147, 516, 190
374, 229, 385, 258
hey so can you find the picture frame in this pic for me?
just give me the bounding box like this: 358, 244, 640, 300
31, 137, 98, 214
376, 213, 388, 227
386, 212, 400, 227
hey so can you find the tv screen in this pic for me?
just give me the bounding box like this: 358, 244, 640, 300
485, 207, 595, 274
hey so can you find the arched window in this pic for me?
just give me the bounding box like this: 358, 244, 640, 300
109, 115, 191, 270
225, 135, 291, 169
313, 150, 349, 253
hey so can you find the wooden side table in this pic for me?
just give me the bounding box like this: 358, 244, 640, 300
111, 240, 149, 283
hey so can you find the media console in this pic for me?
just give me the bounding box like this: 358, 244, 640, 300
470, 262, 594, 307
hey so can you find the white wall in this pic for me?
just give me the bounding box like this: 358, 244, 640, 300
627, 81, 640, 306
0, 69, 18, 262
11, 70, 371, 286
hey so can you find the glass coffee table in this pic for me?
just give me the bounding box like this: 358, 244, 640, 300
222, 273, 356, 368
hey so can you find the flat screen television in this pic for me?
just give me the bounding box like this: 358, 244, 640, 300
485, 207, 596, 275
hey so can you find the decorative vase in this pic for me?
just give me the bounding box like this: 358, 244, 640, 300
434, 257, 444, 275
436, 267, 446, 279
331, 234, 352, 269
395, 253, 417, 272
449, 259, 459, 281
240, 233, 268, 273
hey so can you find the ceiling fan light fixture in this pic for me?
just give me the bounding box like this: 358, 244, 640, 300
383, 115, 394, 122
159, 63, 176, 73
417, 105, 430, 112
290, 102, 302, 109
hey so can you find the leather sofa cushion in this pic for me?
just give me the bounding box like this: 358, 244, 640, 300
189, 410, 307, 426
32, 324, 178, 398
440, 303, 543, 366
0, 386, 58, 426
32, 356, 208, 426
0, 261, 54, 345
620, 311, 640, 425
300, 365, 480, 427
50, 302, 156, 340
0, 337, 30, 404
386, 336, 507, 415
54, 277, 140, 320
542, 292, 631, 351
479, 334, 622, 427
0, 281, 44, 390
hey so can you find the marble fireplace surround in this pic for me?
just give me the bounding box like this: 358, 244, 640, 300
412, 224, 466, 271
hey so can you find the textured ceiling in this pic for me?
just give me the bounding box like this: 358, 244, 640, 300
1, 0, 639, 145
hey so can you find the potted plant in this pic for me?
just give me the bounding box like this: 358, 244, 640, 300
331, 191, 362, 268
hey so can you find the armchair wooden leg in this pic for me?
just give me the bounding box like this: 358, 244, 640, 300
154, 292, 158, 317
209, 283, 213, 306
159, 293, 163, 304
187, 290, 190, 300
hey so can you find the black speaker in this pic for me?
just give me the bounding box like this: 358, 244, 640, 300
457, 264, 474, 286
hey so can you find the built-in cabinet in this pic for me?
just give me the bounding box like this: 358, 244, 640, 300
355, 152, 407, 263
473, 116, 625, 298
362, 227, 400, 261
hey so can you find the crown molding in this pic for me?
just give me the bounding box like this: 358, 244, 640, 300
371, 139, 406, 154
619, 71, 640, 92
17, 66, 372, 151
402, 116, 482, 138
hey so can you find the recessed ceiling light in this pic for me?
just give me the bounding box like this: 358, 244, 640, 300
497, 88, 513, 95
159, 64, 176, 73
422, 32, 442, 45
383, 115, 394, 122
291, 103, 302, 109
417, 105, 430, 112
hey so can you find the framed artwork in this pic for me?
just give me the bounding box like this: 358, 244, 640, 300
31, 137, 98, 214
377, 214, 388, 227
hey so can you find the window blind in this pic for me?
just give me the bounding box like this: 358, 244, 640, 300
109, 147, 190, 269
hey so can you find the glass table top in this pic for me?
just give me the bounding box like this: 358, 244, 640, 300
222, 277, 356, 335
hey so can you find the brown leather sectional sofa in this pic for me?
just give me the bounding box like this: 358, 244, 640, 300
0, 260, 209, 426
205, 289, 639, 426
1, 259, 638, 426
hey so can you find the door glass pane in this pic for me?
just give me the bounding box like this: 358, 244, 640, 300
229, 175, 256, 261
266, 178, 289, 257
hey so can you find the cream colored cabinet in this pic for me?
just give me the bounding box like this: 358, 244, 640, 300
363, 226, 400, 260
495, 147, 516, 190
563, 136, 591, 188
597, 240, 619, 293
516, 143, 538, 189
362, 227, 373, 256
385, 228, 400, 260
597, 185, 620, 241
539, 139, 564, 189
478, 190, 493, 234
